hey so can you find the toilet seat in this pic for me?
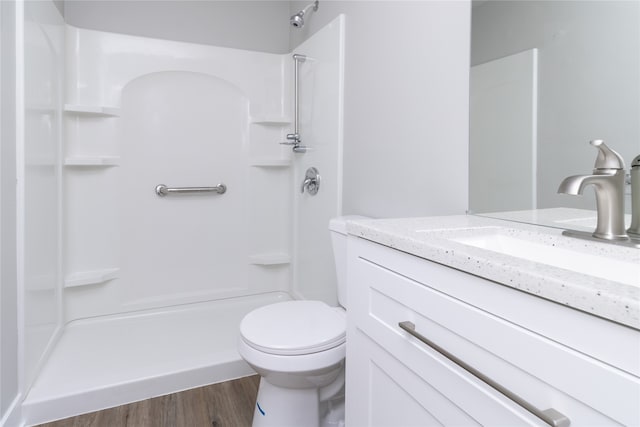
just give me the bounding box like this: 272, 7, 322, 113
240, 301, 346, 356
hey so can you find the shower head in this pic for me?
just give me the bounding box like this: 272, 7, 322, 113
290, 1, 319, 29
290, 13, 305, 28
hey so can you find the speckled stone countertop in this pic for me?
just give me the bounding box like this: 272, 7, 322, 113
347, 215, 640, 330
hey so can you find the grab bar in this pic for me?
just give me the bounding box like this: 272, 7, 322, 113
398, 321, 571, 427
155, 183, 226, 197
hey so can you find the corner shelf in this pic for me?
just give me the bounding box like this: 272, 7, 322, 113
64, 104, 120, 117
249, 158, 291, 168
248, 253, 291, 266
250, 116, 291, 125
64, 156, 120, 167
65, 268, 120, 288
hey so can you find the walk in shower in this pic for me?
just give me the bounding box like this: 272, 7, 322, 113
8, 2, 345, 424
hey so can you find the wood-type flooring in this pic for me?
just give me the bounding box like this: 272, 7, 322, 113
37, 375, 259, 427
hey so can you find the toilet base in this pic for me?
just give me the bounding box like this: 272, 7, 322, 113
252, 378, 320, 427
251, 372, 345, 427
319, 387, 345, 427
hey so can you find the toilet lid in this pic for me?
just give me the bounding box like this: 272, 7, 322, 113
240, 301, 346, 356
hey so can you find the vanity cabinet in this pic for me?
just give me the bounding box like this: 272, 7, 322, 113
345, 236, 640, 427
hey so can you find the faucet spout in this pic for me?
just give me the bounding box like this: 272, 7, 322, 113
557, 170, 628, 240
557, 172, 615, 195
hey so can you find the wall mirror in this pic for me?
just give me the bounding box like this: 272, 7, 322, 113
469, 0, 639, 229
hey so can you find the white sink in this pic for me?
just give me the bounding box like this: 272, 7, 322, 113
444, 228, 640, 287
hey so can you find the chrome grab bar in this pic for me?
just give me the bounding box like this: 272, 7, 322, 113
398, 321, 571, 427
155, 183, 226, 197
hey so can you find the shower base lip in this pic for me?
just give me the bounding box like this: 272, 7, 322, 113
22, 291, 291, 426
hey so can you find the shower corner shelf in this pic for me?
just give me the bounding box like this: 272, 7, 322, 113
249, 158, 291, 168
64, 104, 121, 117
249, 116, 291, 125
65, 268, 120, 288
248, 253, 291, 266
64, 156, 120, 167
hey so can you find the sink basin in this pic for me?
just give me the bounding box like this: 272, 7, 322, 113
442, 228, 640, 287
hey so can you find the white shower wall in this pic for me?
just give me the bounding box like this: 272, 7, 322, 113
21, 0, 65, 406
63, 27, 294, 321
292, 16, 344, 305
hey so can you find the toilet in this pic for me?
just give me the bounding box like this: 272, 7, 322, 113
238, 216, 365, 427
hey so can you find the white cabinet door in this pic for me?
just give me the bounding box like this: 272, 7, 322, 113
348, 329, 472, 427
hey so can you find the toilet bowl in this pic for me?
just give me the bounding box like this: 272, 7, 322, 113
238, 216, 367, 427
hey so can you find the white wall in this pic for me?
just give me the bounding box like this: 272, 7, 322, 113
472, 1, 640, 212
470, 49, 537, 213
1, 1, 19, 422
290, 1, 470, 218
52, 1, 64, 17
64, 0, 290, 54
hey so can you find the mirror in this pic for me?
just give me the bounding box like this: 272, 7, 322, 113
469, 0, 639, 230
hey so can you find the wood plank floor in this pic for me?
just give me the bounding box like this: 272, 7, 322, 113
37, 375, 260, 427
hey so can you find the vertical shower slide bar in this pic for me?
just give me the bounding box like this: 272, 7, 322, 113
293, 54, 304, 140
282, 54, 308, 153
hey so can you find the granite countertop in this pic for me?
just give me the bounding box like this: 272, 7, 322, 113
347, 214, 640, 330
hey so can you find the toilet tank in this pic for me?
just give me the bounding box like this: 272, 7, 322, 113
329, 215, 369, 309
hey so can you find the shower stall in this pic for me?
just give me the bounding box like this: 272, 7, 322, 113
3, 1, 345, 424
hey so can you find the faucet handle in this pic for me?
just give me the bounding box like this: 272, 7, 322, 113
591, 139, 625, 170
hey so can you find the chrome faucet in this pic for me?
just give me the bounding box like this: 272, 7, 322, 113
557, 140, 628, 241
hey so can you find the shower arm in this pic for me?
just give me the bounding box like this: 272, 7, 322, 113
301, 1, 319, 17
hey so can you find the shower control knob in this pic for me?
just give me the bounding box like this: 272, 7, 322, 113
301, 167, 320, 195
307, 182, 317, 193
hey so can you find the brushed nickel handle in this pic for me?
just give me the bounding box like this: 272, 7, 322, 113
398, 321, 570, 427
155, 184, 226, 197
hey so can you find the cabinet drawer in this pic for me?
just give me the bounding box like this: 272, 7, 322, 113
347, 327, 544, 426
348, 239, 640, 426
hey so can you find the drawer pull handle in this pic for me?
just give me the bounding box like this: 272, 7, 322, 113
398, 321, 571, 427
